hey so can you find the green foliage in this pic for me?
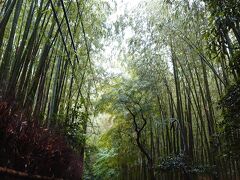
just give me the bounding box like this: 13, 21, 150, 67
158, 154, 218, 175
84, 116, 140, 179
158, 154, 187, 171
93, 148, 119, 180
65, 121, 86, 150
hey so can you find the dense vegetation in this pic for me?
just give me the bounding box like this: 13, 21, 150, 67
0, 0, 240, 179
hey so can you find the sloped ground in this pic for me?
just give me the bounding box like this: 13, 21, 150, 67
0, 102, 82, 180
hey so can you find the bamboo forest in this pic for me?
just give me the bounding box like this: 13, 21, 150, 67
0, 0, 240, 179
